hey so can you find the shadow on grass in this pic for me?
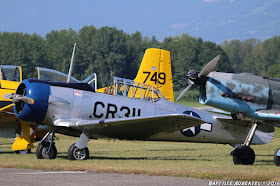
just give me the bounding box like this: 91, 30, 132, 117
55, 154, 213, 162
254, 159, 275, 165
0, 151, 16, 154
0, 143, 13, 146
145, 148, 198, 152
91, 156, 213, 162
256, 154, 274, 157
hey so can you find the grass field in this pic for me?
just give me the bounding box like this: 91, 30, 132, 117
0, 130, 280, 181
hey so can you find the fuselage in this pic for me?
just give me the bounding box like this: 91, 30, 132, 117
200, 72, 280, 122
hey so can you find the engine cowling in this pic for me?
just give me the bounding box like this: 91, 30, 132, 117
14, 79, 50, 124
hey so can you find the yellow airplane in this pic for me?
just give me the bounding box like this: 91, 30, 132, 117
0, 65, 38, 153
0, 48, 174, 153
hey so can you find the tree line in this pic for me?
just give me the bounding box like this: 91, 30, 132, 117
0, 25, 279, 90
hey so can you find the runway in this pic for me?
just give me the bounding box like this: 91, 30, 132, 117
0, 168, 209, 186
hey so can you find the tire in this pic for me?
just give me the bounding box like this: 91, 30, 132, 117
274, 148, 280, 166
232, 145, 255, 165
16, 149, 31, 154
68, 143, 89, 160
36, 142, 57, 159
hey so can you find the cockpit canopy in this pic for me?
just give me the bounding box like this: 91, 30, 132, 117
32, 67, 80, 82
0, 65, 22, 82
107, 77, 165, 102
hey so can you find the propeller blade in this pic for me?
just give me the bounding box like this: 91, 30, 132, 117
176, 84, 193, 101
15, 97, 34, 105
3, 93, 13, 100
198, 55, 220, 77
3, 93, 34, 104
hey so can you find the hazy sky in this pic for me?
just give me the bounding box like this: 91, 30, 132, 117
0, 0, 279, 43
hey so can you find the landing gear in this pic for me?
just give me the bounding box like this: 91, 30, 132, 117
274, 148, 280, 166
36, 130, 58, 160
36, 142, 57, 159
232, 120, 257, 165
67, 133, 90, 160
36, 131, 90, 160
232, 146, 255, 165
68, 143, 89, 160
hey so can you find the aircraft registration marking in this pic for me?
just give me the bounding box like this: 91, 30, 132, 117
143, 72, 166, 85
92, 101, 141, 119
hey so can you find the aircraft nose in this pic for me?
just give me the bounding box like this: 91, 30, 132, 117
14, 79, 50, 124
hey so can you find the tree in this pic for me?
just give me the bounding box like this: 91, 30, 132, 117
76, 25, 97, 80
92, 26, 127, 87
45, 28, 77, 76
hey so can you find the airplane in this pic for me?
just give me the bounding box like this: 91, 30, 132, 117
3, 46, 274, 161
176, 55, 280, 166
0, 64, 85, 153
0, 47, 174, 154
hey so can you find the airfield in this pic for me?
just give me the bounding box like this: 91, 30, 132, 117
0, 126, 280, 182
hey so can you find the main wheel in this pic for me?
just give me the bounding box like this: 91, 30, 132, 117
36, 142, 57, 159
274, 148, 280, 166
68, 143, 89, 160
232, 145, 255, 165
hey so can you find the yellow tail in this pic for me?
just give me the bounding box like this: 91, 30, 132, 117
134, 48, 174, 102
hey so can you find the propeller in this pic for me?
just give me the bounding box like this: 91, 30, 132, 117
3, 93, 34, 105
176, 55, 220, 101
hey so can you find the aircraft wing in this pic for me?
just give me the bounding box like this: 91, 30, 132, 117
216, 117, 275, 133
54, 114, 204, 140
203, 107, 276, 132
204, 107, 231, 115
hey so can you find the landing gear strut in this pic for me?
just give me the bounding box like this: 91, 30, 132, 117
232, 120, 257, 165
36, 130, 57, 159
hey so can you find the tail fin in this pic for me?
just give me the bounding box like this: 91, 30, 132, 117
134, 48, 174, 102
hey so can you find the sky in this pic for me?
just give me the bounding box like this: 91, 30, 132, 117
0, 0, 279, 43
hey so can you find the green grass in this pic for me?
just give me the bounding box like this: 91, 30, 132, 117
0, 132, 280, 181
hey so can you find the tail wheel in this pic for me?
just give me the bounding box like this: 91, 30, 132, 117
274, 148, 280, 166
15, 149, 31, 154
36, 142, 57, 159
68, 143, 89, 160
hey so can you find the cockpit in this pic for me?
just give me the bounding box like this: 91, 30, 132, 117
0, 65, 22, 82
105, 77, 165, 102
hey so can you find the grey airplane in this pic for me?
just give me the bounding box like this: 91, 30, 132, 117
4, 58, 274, 161
177, 55, 280, 166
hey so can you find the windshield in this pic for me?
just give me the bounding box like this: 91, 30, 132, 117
32, 67, 80, 82
0, 65, 22, 82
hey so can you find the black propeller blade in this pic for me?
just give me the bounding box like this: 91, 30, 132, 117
176, 55, 220, 101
